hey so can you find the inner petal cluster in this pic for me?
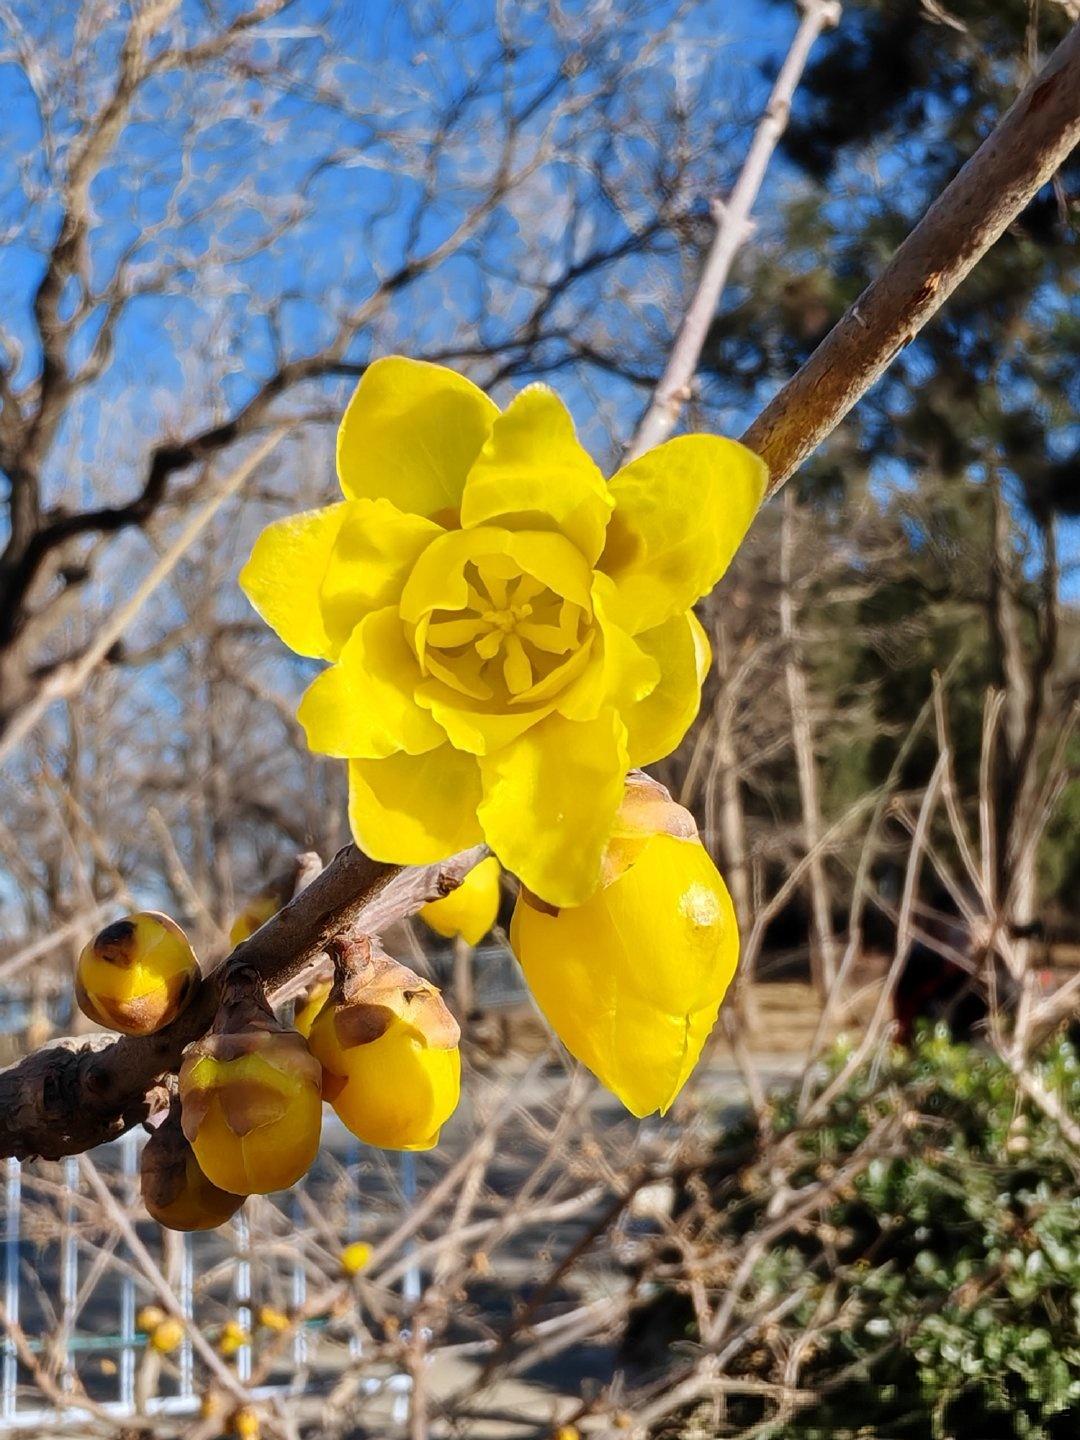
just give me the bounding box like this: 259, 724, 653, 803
413, 555, 591, 708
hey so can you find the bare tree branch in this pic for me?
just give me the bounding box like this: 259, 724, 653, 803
744, 20, 1080, 495
626, 0, 841, 460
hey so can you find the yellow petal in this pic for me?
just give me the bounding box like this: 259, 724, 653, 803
478, 709, 627, 907
419, 855, 502, 943
624, 610, 711, 767
460, 385, 612, 562
320, 499, 444, 652
601, 436, 766, 633
348, 748, 483, 864
399, 526, 592, 625
239, 503, 349, 660
337, 357, 498, 518
555, 577, 658, 724
510, 833, 738, 1116
297, 608, 442, 759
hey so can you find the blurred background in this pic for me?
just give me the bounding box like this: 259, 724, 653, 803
0, 1, 1077, 1437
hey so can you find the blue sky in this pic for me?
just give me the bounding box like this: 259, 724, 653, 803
0, 0, 1075, 590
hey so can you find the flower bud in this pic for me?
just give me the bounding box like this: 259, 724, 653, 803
228, 897, 279, 946
257, 1305, 290, 1333
218, 1319, 250, 1358
76, 912, 199, 1035
419, 856, 501, 944
140, 1105, 243, 1232
137, 1306, 166, 1333
510, 773, 738, 1117
307, 943, 460, 1151
149, 1318, 184, 1354
179, 981, 322, 1196
339, 1241, 372, 1276
230, 1406, 261, 1440
293, 977, 331, 1039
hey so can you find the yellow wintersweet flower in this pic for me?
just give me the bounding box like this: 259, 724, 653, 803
510, 774, 738, 1117
419, 854, 501, 943
240, 357, 765, 907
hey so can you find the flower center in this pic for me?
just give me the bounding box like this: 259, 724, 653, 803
418, 558, 589, 703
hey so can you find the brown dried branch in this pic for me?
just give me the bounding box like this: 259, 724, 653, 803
0, 843, 486, 1161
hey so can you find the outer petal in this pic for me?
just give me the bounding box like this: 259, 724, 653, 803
348, 748, 483, 863
478, 709, 628, 907
337, 357, 498, 519
239, 503, 348, 660
624, 610, 711, 767
601, 436, 767, 633
320, 499, 444, 652
297, 608, 443, 759
460, 386, 612, 562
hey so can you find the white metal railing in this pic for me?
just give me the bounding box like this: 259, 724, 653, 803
1, 1130, 420, 1431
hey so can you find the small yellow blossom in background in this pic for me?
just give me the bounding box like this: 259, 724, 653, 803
292, 977, 331, 1039
339, 1240, 373, 1276
419, 854, 501, 943
230, 1403, 261, 1439
136, 1306, 166, 1333
217, 1319, 249, 1358
554, 1427, 581, 1440
241, 357, 765, 907
256, 1305, 290, 1332
149, 1318, 184, 1354
228, 895, 279, 946
510, 773, 738, 1116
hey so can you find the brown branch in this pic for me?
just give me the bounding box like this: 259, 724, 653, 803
0, 843, 486, 1161
744, 19, 1080, 495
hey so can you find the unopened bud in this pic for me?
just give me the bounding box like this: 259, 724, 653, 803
339, 1241, 373, 1276
419, 856, 501, 943
179, 980, 322, 1196
308, 942, 460, 1151
510, 773, 738, 1117
293, 977, 331, 1039
76, 912, 199, 1035
141, 1105, 243, 1232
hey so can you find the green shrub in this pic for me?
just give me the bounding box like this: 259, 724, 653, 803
634, 1032, 1080, 1439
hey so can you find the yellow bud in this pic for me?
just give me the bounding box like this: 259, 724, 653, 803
510, 774, 738, 1117
230, 1403, 261, 1439
141, 1108, 244, 1232
293, 978, 331, 1039
308, 947, 460, 1151
136, 1306, 166, 1333
554, 1428, 581, 1440
149, 1318, 184, 1354
339, 1241, 372, 1276
179, 994, 323, 1196
218, 1319, 250, 1357
228, 896, 279, 946
76, 912, 200, 1036
256, 1304, 290, 1332
419, 856, 501, 944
